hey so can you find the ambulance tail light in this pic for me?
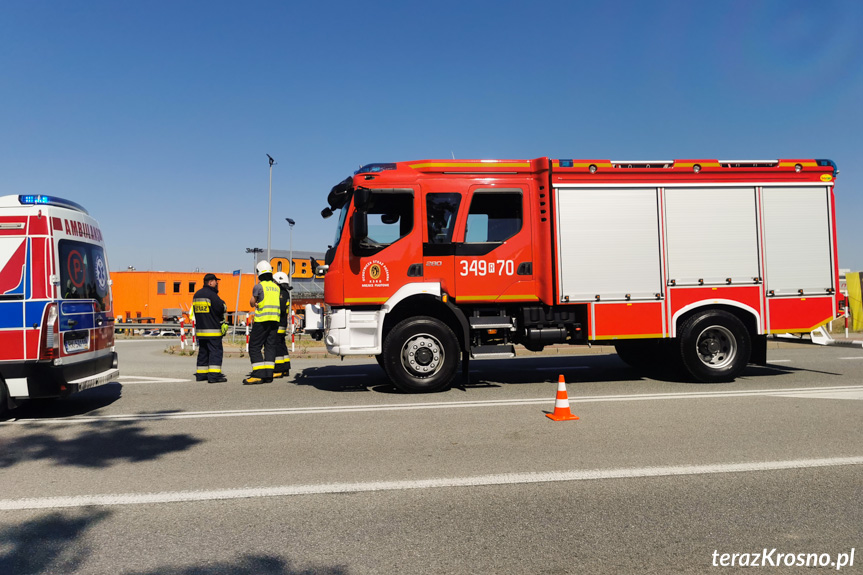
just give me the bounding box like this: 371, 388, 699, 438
40, 303, 60, 360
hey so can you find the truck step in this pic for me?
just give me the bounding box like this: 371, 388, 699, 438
470, 344, 516, 359
469, 316, 514, 330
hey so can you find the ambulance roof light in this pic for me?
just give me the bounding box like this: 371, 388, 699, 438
18, 195, 89, 214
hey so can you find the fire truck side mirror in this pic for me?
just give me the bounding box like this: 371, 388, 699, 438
353, 187, 371, 211
351, 212, 367, 243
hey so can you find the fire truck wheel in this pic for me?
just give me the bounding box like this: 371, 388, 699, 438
382, 317, 459, 393
678, 310, 751, 383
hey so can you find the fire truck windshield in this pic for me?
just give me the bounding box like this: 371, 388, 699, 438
332, 206, 349, 248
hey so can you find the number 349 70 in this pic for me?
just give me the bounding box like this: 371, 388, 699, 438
459, 259, 515, 277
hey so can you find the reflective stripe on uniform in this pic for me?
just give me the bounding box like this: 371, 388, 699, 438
251, 362, 275, 371
197, 329, 222, 337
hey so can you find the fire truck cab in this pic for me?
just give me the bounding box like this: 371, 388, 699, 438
310, 158, 841, 393
0, 194, 119, 413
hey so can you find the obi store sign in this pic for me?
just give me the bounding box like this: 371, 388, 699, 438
270, 257, 324, 279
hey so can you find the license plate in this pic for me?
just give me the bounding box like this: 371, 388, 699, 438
64, 338, 90, 353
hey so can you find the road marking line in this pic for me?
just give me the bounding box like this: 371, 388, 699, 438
117, 376, 192, 384
304, 373, 368, 379
770, 390, 863, 400
2, 456, 861, 511
838, 357, 863, 360
5, 385, 863, 425
767, 359, 791, 363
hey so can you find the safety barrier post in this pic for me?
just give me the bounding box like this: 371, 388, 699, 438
291, 313, 295, 353
245, 314, 250, 352
846, 306, 849, 339
180, 318, 186, 350
191, 319, 197, 351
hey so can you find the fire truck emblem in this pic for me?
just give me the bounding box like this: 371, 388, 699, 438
361, 260, 390, 288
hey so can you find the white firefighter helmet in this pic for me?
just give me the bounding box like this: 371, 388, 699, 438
255, 260, 273, 276
273, 271, 290, 285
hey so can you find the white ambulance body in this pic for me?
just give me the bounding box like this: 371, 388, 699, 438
0, 194, 119, 413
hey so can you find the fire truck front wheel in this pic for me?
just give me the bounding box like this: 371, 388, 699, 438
678, 310, 751, 383
382, 317, 460, 393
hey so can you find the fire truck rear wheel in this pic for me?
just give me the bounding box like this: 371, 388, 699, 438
678, 310, 751, 383
382, 317, 459, 393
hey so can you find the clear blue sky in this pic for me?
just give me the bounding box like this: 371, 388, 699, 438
2, 0, 862, 274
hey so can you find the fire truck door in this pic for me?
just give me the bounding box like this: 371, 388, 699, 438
342, 188, 422, 306
422, 192, 462, 296
453, 187, 535, 304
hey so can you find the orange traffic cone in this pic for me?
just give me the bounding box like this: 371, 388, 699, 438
546, 375, 579, 421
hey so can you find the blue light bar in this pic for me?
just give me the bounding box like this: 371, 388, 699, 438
18, 195, 89, 214
815, 159, 838, 176
355, 163, 396, 175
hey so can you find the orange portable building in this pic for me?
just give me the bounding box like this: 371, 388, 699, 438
112, 260, 324, 324
111, 271, 256, 322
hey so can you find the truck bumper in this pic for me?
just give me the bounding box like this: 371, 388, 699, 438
324, 308, 384, 356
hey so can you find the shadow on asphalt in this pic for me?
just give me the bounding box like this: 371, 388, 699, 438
293, 354, 815, 393
0, 381, 203, 469
0, 513, 351, 575
0, 509, 111, 575
5, 382, 124, 421
126, 555, 350, 575
0, 418, 203, 469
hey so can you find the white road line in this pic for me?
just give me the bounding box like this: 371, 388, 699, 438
767, 359, 791, 363
2, 456, 861, 511
5, 385, 863, 425
771, 390, 863, 400
117, 376, 192, 384
838, 356, 863, 360
304, 373, 368, 379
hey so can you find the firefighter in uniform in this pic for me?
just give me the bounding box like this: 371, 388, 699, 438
272, 271, 292, 378
243, 261, 281, 384
192, 273, 228, 383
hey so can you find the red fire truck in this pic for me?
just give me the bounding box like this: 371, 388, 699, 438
306, 158, 841, 392
0, 194, 119, 414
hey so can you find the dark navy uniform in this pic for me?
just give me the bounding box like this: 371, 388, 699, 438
275, 280, 291, 377
192, 273, 227, 383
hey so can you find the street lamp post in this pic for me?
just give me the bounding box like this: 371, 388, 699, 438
285, 218, 295, 352
266, 154, 275, 263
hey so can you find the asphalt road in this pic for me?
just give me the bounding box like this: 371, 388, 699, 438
1, 340, 861, 574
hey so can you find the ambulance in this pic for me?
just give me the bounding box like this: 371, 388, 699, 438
0, 194, 119, 413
